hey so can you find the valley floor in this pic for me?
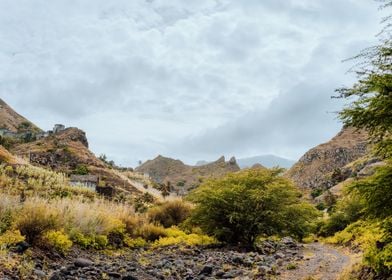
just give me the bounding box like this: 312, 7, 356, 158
0, 238, 302, 280
0, 241, 358, 280
280, 243, 357, 280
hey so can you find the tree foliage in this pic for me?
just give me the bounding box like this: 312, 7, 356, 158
187, 168, 318, 247
348, 163, 392, 219
335, 3, 392, 274
337, 1, 392, 157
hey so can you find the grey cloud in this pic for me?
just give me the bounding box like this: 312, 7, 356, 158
0, 0, 384, 166
174, 81, 345, 162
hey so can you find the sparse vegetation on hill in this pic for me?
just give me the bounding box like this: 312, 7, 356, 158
0, 163, 96, 199
136, 155, 240, 194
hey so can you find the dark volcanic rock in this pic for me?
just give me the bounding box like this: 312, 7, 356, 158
199, 265, 213, 275
74, 257, 93, 268
4, 237, 303, 280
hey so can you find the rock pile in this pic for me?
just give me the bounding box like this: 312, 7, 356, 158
0, 238, 303, 280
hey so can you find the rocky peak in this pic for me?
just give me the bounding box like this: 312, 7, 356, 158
286, 126, 369, 190
136, 155, 240, 193
229, 156, 237, 165
56, 127, 89, 148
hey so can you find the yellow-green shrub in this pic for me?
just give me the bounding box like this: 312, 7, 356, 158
138, 224, 167, 241
124, 237, 148, 248
0, 230, 25, 248
0, 196, 18, 234
153, 227, 217, 247
42, 230, 72, 254
326, 220, 383, 248
148, 200, 192, 228
68, 230, 108, 249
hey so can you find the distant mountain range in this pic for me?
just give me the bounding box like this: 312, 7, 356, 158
197, 155, 296, 169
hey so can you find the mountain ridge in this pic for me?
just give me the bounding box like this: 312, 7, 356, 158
136, 155, 240, 193
0, 98, 41, 133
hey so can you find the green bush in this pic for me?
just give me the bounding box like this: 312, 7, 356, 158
0, 209, 13, 234
148, 200, 192, 228
187, 168, 319, 247
69, 230, 108, 249
348, 163, 392, 219
319, 193, 365, 237
74, 164, 89, 175
311, 188, 323, 199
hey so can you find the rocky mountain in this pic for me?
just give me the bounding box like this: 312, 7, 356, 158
0, 98, 41, 133
11, 127, 140, 194
136, 155, 240, 192
11, 127, 102, 170
286, 126, 369, 191
0, 99, 141, 196
196, 155, 295, 169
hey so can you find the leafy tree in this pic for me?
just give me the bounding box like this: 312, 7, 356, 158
187, 168, 318, 247
337, 1, 392, 158
335, 2, 392, 274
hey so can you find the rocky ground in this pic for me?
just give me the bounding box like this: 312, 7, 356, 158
0, 237, 304, 280
280, 243, 353, 280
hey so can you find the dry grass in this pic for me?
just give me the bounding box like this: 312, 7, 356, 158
0, 163, 96, 199
148, 199, 193, 228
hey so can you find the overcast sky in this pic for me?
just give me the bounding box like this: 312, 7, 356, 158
0, 0, 386, 166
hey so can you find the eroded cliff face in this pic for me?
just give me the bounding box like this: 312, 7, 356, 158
11, 128, 100, 171
286, 127, 369, 190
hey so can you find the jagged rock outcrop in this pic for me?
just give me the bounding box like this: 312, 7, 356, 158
12, 127, 100, 171
286, 127, 369, 190
136, 155, 240, 192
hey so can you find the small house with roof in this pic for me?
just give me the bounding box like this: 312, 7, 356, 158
53, 124, 65, 134
70, 175, 98, 190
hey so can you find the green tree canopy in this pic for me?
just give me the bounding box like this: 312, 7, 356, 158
337, 1, 392, 157
336, 2, 392, 273
187, 168, 318, 247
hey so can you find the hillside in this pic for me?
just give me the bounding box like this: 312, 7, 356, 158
12, 127, 102, 170
11, 127, 140, 195
0, 145, 20, 164
286, 126, 369, 190
0, 98, 41, 133
136, 155, 240, 192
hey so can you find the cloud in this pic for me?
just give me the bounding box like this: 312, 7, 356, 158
0, 0, 384, 166
174, 80, 345, 161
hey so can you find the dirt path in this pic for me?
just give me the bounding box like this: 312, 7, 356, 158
279, 243, 354, 280
113, 170, 179, 201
